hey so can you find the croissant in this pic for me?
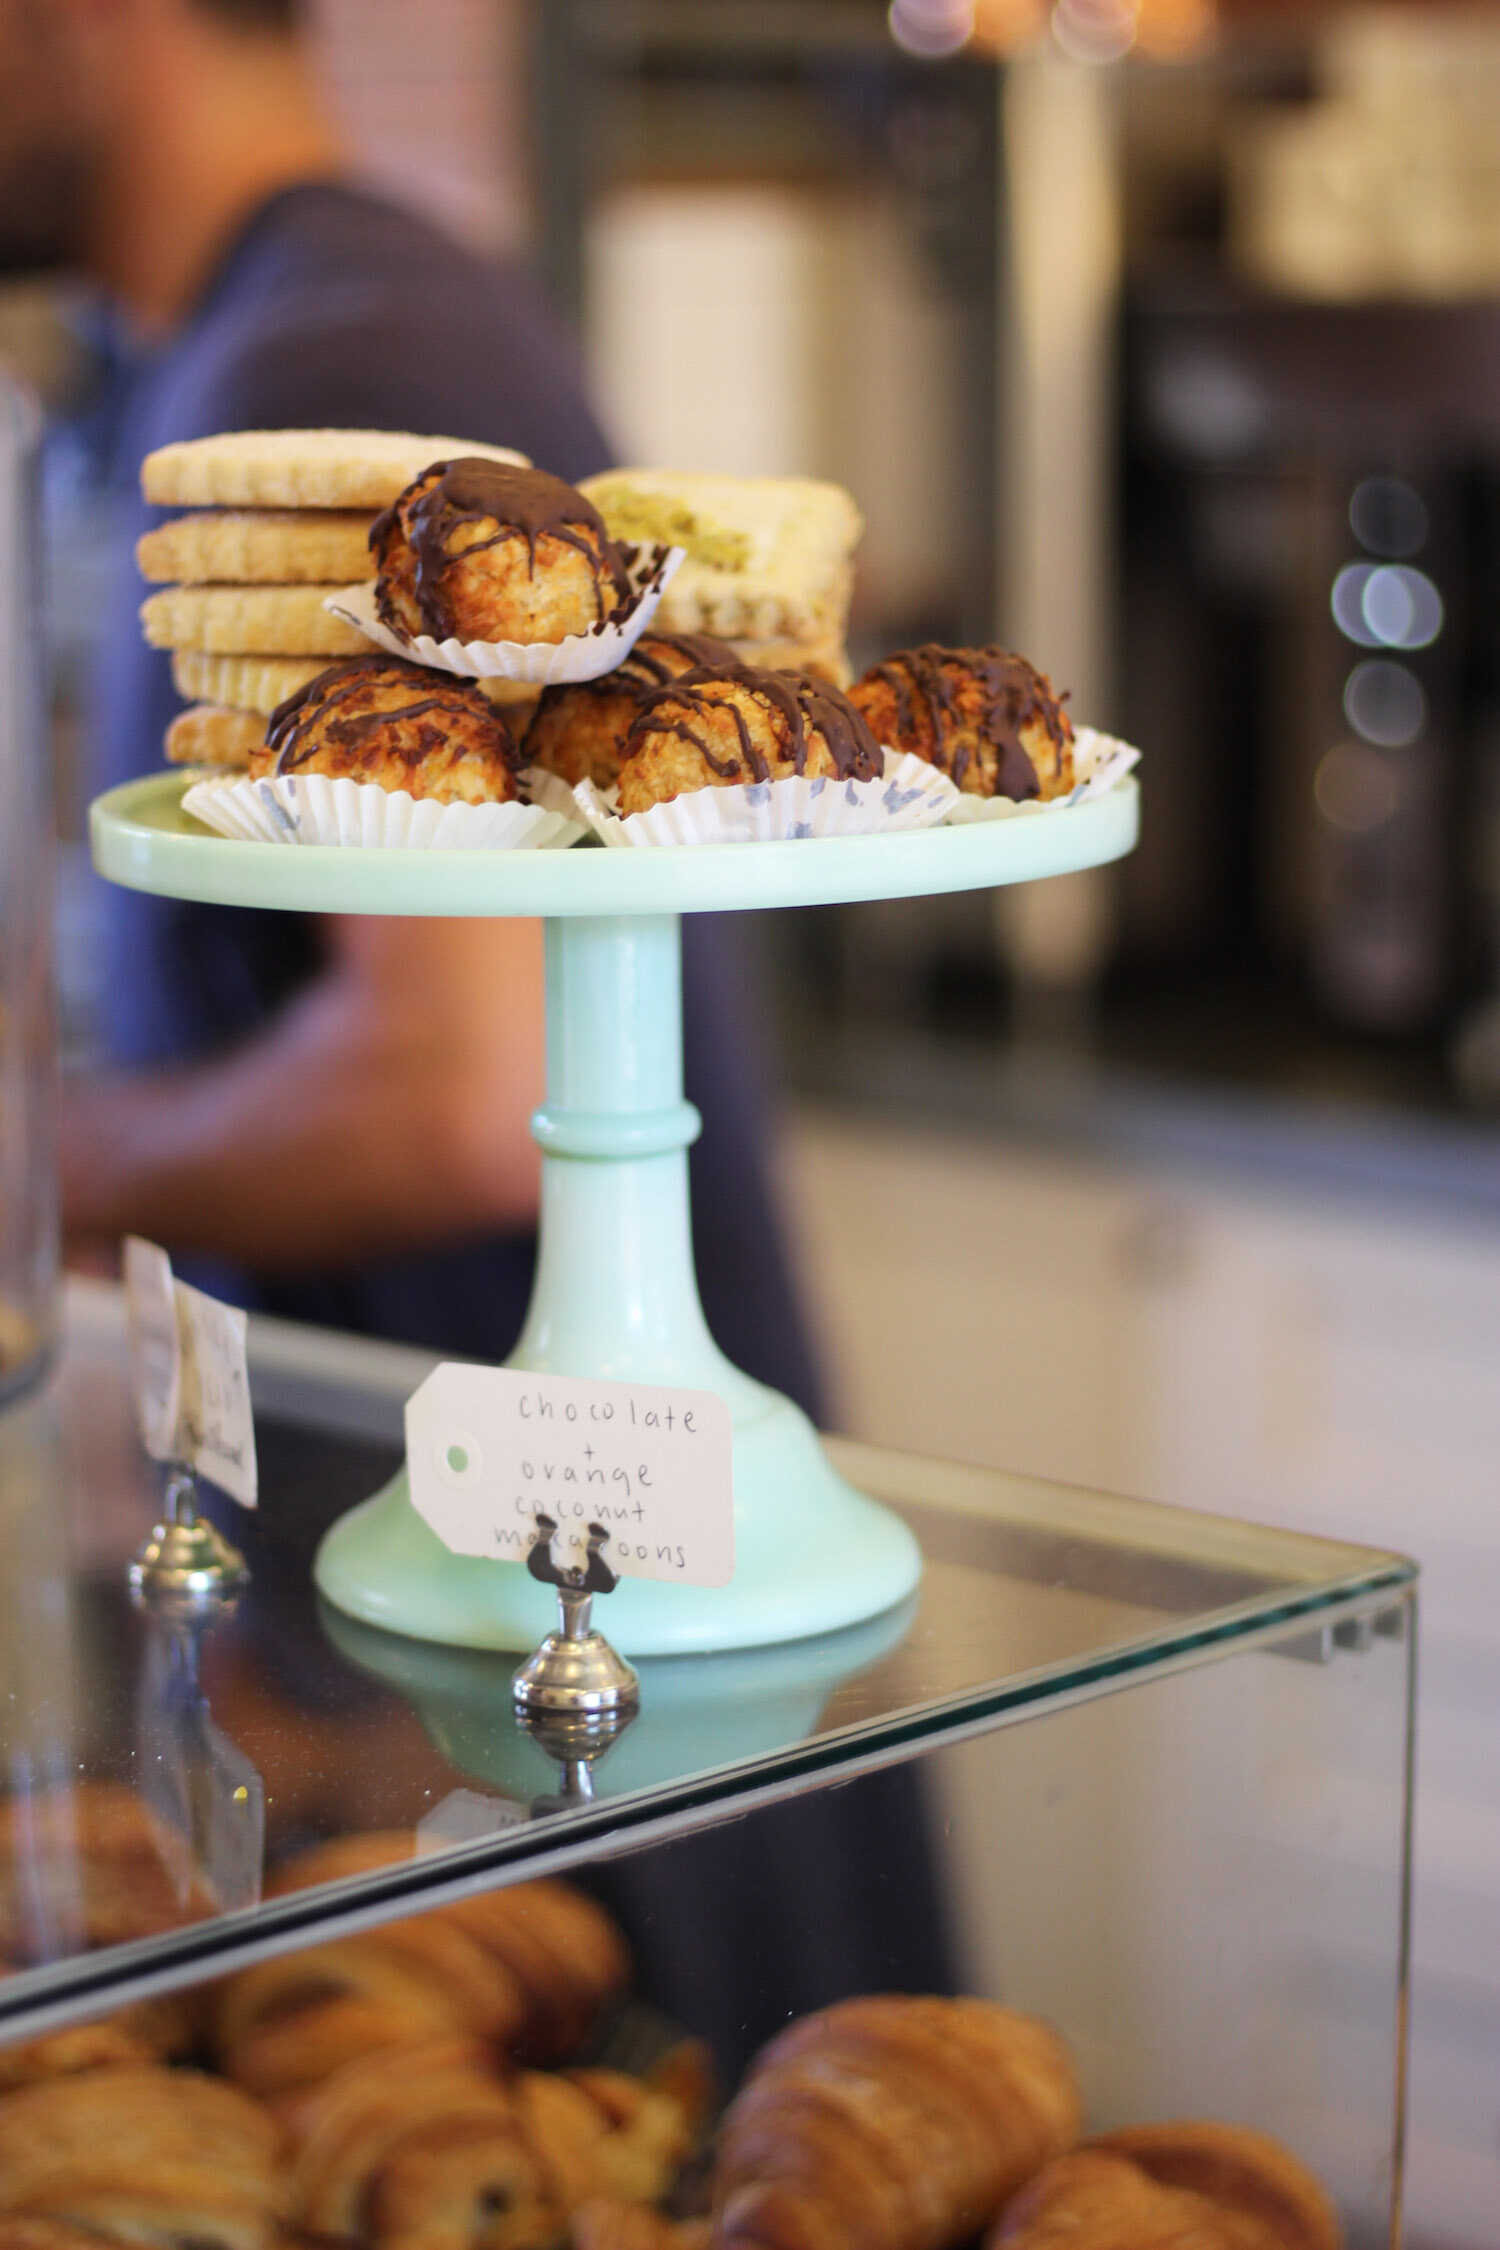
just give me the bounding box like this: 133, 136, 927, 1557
992, 2124, 1342, 2250
0, 1786, 209, 1958
571, 2206, 711, 2250
285, 2038, 697, 2248
215, 1925, 529, 2098
640, 2037, 716, 2148
519, 2067, 696, 2209
287, 2038, 554, 2249
0, 1986, 200, 2093
258, 1836, 628, 2070
0, 2224, 141, 2248
0, 2064, 282, 2250
713, 1996, 1082, 2250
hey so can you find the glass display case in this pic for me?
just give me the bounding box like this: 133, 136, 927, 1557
0, 1284, 1413, 2247
0, 374, 57, 1402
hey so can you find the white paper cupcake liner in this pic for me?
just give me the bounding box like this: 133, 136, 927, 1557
940, 727, 1141, 824
554, 748, 960, 848
324, 544, 686, 686
181, 771, 585, 851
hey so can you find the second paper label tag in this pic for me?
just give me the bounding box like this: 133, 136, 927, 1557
123, 1234, 258, 1510
405, 1364, 735, 1588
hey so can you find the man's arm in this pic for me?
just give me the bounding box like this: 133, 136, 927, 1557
60, 913, 545, 1266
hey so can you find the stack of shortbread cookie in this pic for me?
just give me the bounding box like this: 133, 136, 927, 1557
138, 429, 528, 769
579, 469, 862, 685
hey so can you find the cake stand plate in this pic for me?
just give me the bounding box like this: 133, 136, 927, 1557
91, 773, 1139, 1654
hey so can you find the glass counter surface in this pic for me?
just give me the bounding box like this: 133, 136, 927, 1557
0, 1281, 1414, 2043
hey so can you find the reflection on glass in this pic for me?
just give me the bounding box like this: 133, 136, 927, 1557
320, 1593, 918, 1812
134, 1583, 264, 1916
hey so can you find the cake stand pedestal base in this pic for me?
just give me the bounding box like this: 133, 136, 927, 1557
314, 911, 921, 1655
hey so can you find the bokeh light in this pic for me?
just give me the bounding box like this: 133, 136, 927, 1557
1331, 561, 1444, 651
898, 0, 1216, 58
1314, 741, 1401, 833
1051, 0, 1139, 64
888, 0, 976, 57
1343, 660, 1427, 750
1349, 476, 1429, 560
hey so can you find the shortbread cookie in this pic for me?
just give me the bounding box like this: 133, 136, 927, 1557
164, 704, 264, 769
172, 649, 328, 716
581, 470, 860, 646
142, 583, 369, 658
142, 428, 530, 511
137, 509, 378, 586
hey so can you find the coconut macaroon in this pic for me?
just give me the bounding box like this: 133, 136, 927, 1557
249, 655, 520, 805
524, 631, 740, 791
615, 662, 882, 818
850, 646, 1074, 803
371, 460, 633, 646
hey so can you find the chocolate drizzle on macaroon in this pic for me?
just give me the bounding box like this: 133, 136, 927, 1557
615, 632, 740, 690
534, 632, 740, 716
522, 632, 747, 793
371, 460, 633, 641
857, 645, 1070, 798
266, 655, 516, 778
630, 661, 882, 786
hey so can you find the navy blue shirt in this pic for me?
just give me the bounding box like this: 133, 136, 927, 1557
89, 183, 823, 1418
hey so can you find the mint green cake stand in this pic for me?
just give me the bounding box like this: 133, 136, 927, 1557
91, 772, 1138, 1655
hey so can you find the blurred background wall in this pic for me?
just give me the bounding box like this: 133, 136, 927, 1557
11, 2, 1498, 2242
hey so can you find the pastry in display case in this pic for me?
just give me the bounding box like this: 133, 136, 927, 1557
0, 1305, 1414, 2246
994, 2128, 1342, 2250
0, 1803, 1361, 2250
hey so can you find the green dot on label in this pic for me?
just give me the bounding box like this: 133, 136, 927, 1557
447, 1444, 469, 1474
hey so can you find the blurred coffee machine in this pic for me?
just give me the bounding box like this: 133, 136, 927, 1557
0, 374, 58, 1397
1120, 8, 1500, 1069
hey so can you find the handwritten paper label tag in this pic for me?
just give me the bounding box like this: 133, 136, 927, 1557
123, 1236, 257, 1509
124, 1236, 180, 1460
174, 1280, 257, 1509
405, 1364, 734, 1588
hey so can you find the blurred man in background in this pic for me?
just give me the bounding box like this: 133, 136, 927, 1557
0, 0, 956, 2036
0, 0, 821, 1408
